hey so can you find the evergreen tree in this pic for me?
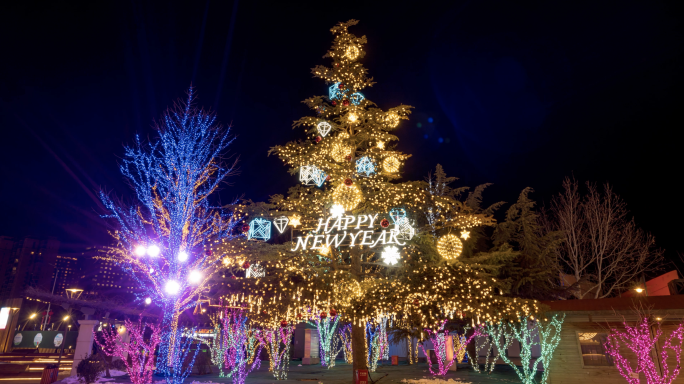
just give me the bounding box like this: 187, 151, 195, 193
214, 20, 541, 379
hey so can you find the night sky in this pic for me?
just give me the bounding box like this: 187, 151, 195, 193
1, 1, 682, 265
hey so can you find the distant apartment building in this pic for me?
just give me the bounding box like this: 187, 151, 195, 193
54, 254, 80, 294
0, 236, 60, 299
77, 246, 143, 300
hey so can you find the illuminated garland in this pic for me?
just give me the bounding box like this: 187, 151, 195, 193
605, 316, 684, 384
95, 319, 161, 384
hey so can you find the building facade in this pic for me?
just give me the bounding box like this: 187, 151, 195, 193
0, 236, 60, 299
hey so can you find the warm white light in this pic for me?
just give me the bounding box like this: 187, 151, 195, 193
330, 204, 345, 218
134, 246, 147, 257
149, 268, 154, 273
30, 313, 36, 319
381, 246, 401, 265
635, 287, 644, 293
178, 251, 188, 262
145, 297, 152, 305
63, 316, 69, 321
348, 113, 358, 122
188, 270, 202, 285
460, 231, 470, 240
147, 245, 160, 257
165, 280, 180, 295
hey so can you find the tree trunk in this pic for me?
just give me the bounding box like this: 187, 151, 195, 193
351, 319, 368, 383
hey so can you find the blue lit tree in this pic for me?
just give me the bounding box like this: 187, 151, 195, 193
99, 88, 238, 376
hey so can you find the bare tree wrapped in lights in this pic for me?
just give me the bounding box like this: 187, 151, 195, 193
486, 314, 565, 384
604, 314, 684, 384
217, 20, 544, 379
95, 318, 162, 384
304, 310, 342, 369
99, 88, 238, 372
255, 324, 294, 380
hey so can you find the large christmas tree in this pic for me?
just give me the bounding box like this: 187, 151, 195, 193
215, 20, 540, 379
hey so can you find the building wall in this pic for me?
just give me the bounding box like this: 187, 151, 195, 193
55, 254, 80, 294
0, 236, 59, 299
77, 246, 142, 300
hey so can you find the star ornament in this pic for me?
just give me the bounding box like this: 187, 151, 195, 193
381, 246, 401, 265
330, 204, 345, 218
460, 231, 470, 240
289, 215, 301, 228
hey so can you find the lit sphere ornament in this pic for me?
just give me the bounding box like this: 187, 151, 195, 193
144, 297, 152, 305
178, 251, 188, 262
165, 280, 180, 295
386, 112, 400, 128
380, 219, 390, 228
348, 113, 358, 123
383, 156, 401, 173
346, 45, 360, 60
147, 245, 160, 257
330, 133, 351, 162
134, 245, 147, 257
437, 234, 464, 260
188, 270, 202, 285
332, 183, 363, 211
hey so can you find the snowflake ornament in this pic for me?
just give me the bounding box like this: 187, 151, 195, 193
300, 165, 327, 187
317, 121, 332, 137
355, 156, 376, 177
248, 218, 271, 241
330, 204, 345, 218
381, 246, 401, 265
273, 216, 289, 233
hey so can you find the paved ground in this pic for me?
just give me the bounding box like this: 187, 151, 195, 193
59, 361, 528, 384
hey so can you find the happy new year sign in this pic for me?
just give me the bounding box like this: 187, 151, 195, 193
291, 214, 409, 251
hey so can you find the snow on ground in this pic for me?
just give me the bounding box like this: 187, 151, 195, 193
401, 379, 472, 384
54, 370, 128, 384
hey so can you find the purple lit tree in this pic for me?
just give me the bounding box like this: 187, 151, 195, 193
605, 316, 684, 384
99, 88, 239, 374
95, 318, 162, 384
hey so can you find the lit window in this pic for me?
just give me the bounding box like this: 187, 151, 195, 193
577, 332, 613, 366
